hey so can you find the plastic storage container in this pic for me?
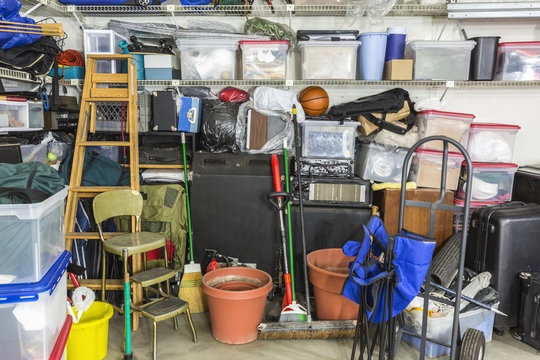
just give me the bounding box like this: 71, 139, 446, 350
405, 41, 476, 80
28, 101, 44, 128
83, 29, 127, 74
294, 0, 349, 4
495, 41, 540, 81
0, 251, 70, 360
456, 162, 518, 202
298, 41, 360, 80
355, 142, 411, 183
409, 149, 464, 190
357, 32, 388, 80
301, 120, 359, 159
20, 144, 48, 163
470, 36, 500, 81
0, 186, 67, 284
467, 123, 520, 162
417, 110, 475, 152
239, 40, 289, 80
402, 302, 497, 358
453, 198, 503, 233
177, 39, 238, 80
0, 100, 29, 132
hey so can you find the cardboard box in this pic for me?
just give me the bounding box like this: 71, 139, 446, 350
383, 59, 413, 80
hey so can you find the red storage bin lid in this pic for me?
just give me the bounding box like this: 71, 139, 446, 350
470, 123, 521, 130
453, 198, 504, 208
461, 161, 518, 168
499, 41, 540, 47
418, 110, 475, 120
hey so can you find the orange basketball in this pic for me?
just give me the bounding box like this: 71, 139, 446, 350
298, 86, 329, 116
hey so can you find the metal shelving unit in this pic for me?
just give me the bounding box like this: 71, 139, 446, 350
19, 1, 447, 17
46, 77, 540, 88
448, 1, 540, 19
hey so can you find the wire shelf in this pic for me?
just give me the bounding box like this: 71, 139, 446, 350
46, 77, 540, 88
20, 1, 447, 17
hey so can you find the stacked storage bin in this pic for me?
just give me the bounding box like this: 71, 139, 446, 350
453, 123, 521, 232
0, 187, 70, 359
83, 29, 128, 73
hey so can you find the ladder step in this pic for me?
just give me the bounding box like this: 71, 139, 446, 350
93, 73, 129, 84
141, 297, 189, 322
78, 141, 131, 146
70, 186, 132, 193
90, 88, 129, 99
66, 232, 129, 239
87, 54, 132, 60
131, 267, 175, 288
83, 97, 131, 102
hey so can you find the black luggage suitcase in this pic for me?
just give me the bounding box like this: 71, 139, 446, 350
465, 202, 540, 331
513, 165, 540, 204
517, 271, 540, 350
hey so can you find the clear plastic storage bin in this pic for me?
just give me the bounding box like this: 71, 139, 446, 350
83, 29, 127, 74
402, 302, 497, 358
0, 251, 69, 360
28, 101, 44, 128
295, 0, 349, 4
355, 142, 411, 183
20, 144, 48, 163
453, 198, 502, 233
298, 41, 360, 80
239, 40, 289, 80
409, 149, 464, 190
405, 41, 476, 80
177, 39, 238, 80
301, 120, 359, 159
456, 162, 518, 202
417, 110, 475, 152
495, 41, 540, 81
467, 123, 520, 162
0, 186, 67, 284
0, 100, 29, 131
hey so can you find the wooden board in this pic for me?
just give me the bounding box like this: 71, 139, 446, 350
248, 109, 268, 150
374, 188, 454, 250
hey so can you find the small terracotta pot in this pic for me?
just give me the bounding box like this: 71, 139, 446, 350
201, 267, 273, 344
307, 248, 359, 320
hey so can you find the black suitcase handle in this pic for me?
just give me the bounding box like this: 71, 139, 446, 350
531, 294, 540, 338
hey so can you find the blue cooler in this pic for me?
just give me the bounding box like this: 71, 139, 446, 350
0, 251, 71, 360
178, 97, 202, 133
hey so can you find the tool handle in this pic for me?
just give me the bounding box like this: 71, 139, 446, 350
283, 273, 293, 307
271, 154, 282, 193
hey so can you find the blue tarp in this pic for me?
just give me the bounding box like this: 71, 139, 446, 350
0, 0, 41, 50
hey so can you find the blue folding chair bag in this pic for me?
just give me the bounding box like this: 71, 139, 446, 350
342, 216, 436, 323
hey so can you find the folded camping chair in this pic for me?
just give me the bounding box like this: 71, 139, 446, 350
342, 216, 436, 360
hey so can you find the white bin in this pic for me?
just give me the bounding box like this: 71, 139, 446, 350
405, 41, 476, 80
0, 251, 70, 360
301, 120, 359, 159
239, 40, 289, 80
0, 186, 67, 284
298, 41, 360, 80
177, 39, 238, 80
355, 142, 411, 183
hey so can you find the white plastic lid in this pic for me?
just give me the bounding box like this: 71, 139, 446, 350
178, 38, 239, 50
298, 40, 361, 49
406, 40, 476, 51
302, 120, 359, 128
387, 27, 407, 35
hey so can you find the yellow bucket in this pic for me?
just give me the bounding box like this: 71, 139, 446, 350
66, 301, 114, 360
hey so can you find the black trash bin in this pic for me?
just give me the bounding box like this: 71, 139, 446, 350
470, 36, 501, 81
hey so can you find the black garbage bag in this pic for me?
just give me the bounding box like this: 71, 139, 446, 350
200, 100, 240, 153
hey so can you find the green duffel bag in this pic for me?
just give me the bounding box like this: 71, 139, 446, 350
0, 162, 66, 204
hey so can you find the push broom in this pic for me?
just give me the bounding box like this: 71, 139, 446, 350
178, 133, 207, 313
258, 106, 355, 339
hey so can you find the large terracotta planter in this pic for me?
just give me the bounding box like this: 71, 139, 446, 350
307, 248, 359, 320
201, 267, 273, 344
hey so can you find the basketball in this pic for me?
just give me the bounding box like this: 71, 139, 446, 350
298, 86, 329, 116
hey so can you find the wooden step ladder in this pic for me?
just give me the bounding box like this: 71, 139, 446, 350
64, 54, 143, 328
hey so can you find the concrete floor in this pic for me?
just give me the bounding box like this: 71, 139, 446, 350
104, 311, 540, 360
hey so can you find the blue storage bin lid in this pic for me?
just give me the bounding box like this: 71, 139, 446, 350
0, 250, 71, 304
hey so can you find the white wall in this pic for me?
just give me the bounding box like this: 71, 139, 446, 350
36, 10, 540, 165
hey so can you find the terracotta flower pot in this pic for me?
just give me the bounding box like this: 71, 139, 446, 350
201, 267, 273, 344
307, 248, 359, 320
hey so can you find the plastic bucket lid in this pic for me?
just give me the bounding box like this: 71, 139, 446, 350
387, 27, 407, 35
